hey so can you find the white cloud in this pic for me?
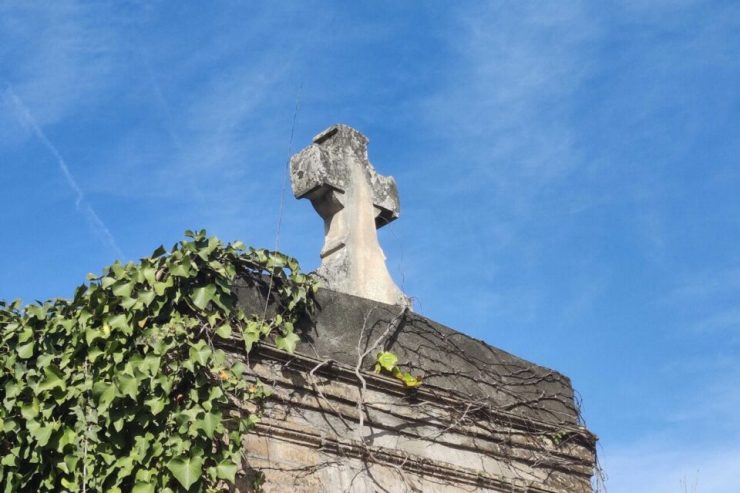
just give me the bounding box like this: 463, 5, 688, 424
603, 441, 740, 493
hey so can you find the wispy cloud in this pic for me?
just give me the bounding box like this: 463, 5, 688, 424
399, 2, 604, 326
77, 5, 334, 249
604, 441, 740, 493
605, 353, 740, 490
658, 266, 740, 336
421, 2, 600, 206
4, 85, 125, 260
668, 268, 740, 302
0, 1, 124, 126
689, 307, 740, 335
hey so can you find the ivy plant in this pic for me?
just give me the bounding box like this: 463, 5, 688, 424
374, 352, 422, 388
0, 230, 316, 492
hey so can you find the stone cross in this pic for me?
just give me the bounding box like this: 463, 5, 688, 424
290, 124, 409, 306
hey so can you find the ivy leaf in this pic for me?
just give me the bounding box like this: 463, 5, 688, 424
26, 304, 48, 320
199, 410, 221, 439
20, 399, 39, 420
275, 332, 300, 354
18, 328, 33, 343
167, 454, 203, 490
138, 290, 156, 306
141, 266, 157, 285
107, 314, 129, 333
396, 369, 422, 388
92, 381, 116, 412
189, 342, 212, 366
132, 482, 155, 493
36, 366, 66, 393
16, 340, 34, 359
214, 324, 231, 339
376, 352, 398, 373
243, 330, 260, 353
1, 452, 17, 467
191, 284, 216, 310
215, 460, 237, 483
64, 454, 79, 474
170, 260, 192, 278
239, 414, 260, 432
27, 421, 54, 447
144, 396, 166, 415
112, 281, 134, 299
115, 373, 139, 400
57, 427, 76, 452
151, 244, 166, 258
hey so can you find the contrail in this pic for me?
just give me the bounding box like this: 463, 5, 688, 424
4, 85, 126, 260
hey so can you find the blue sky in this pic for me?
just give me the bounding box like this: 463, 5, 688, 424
1, 1, 739, 491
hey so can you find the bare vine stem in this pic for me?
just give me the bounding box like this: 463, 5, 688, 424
353, 305, 408, 441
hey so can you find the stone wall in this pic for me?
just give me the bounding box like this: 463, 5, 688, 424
227, 284, 597, 492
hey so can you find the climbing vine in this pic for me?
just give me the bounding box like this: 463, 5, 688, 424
0, 230, 316, 493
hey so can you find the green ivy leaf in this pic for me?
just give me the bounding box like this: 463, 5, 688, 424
275, 332, 300, 354
170, 261, 192, 278
138, 290, 156, 306
215, 324, 231, 339
112, 281, 134, 299
18, 327, 33, 342
191, 284, 216, 310
20, 399, 39, 420
92, 381, 116, 412
16, 340, 34, 359
36, 366, 66, 393
132, 482, 155, 493
215, 460, 237, 483
144, 396, 167, 415
57, 427, 76, 452
115, 373, 139, 400
27, 421, 54, 447
243, 330, 260, 353
151, 244, 166, 258
107, 313, 129, 333
199, 410, 221, 439
167, 454, 204, 490
189, 341, 212, 366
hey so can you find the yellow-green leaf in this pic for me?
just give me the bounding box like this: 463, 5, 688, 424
376, 352, 398, 373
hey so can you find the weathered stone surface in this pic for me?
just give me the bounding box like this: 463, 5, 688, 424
291, 125, 400, 226
234, 283, 582, 427
290, 124, 408, 306
227, 282, 597, 491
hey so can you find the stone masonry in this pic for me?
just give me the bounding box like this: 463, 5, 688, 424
227, 286, 597, 492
